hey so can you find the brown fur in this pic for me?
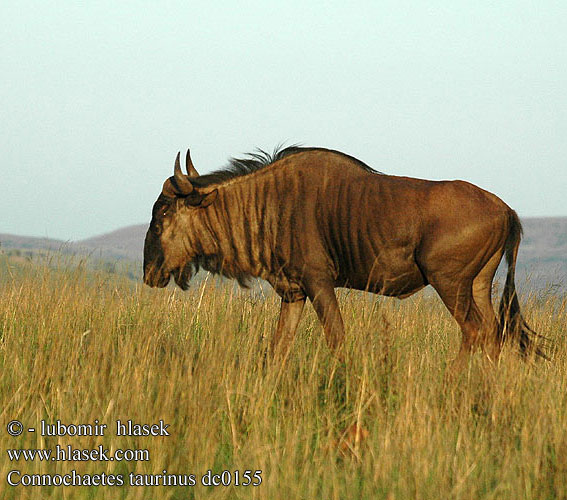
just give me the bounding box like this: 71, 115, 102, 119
144, 147, 545, 365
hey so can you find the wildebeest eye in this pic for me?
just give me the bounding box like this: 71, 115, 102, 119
159, 205, 171, 218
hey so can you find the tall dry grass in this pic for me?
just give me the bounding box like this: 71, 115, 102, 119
0, 254, 566, 499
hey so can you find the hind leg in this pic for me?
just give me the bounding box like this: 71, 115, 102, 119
432, 250, 503, 371
431, 279, 480, 371
471, 250, 503, 363
429, 277, 485, 373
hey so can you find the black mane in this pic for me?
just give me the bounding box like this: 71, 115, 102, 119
191, 146, 381, 188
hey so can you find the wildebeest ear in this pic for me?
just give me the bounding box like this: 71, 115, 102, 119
185, 189, 218, 208
186, 149, 200, 177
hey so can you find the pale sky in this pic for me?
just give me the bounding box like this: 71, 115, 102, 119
1, 1, 566, 240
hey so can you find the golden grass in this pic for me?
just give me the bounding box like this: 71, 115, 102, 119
0, 254, 566, 499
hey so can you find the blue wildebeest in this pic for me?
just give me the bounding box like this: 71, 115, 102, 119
144, 147, 545, 367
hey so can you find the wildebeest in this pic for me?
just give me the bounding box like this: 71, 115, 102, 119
144, 146, 544, 367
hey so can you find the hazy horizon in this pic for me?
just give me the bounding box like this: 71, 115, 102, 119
2, 1, 566, 241
0, 213, 563, 243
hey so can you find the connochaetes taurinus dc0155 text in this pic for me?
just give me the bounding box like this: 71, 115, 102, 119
143, 146, 545, 368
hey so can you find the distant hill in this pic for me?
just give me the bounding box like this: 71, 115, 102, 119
0, 233, 71, 253
518, 218, 567, 265
78, 225, 146, 261
1, 217, 566, 291
0, 229, 141, 262
514, 217, 567, 292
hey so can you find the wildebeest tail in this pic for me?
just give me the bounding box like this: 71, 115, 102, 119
497, 210, 548, 359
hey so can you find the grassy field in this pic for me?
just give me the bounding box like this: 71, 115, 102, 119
0, 253, 566, 499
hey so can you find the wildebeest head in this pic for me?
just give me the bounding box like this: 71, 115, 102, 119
143, 150, 218, 290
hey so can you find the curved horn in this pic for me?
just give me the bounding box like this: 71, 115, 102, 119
174, 151, 183, 178
186, 149, 199, 177
173, 151, 194, 195
162, 152, 194, 197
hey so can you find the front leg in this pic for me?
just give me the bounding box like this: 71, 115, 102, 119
270, 298, 306, 357
304, 278, 345, 360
